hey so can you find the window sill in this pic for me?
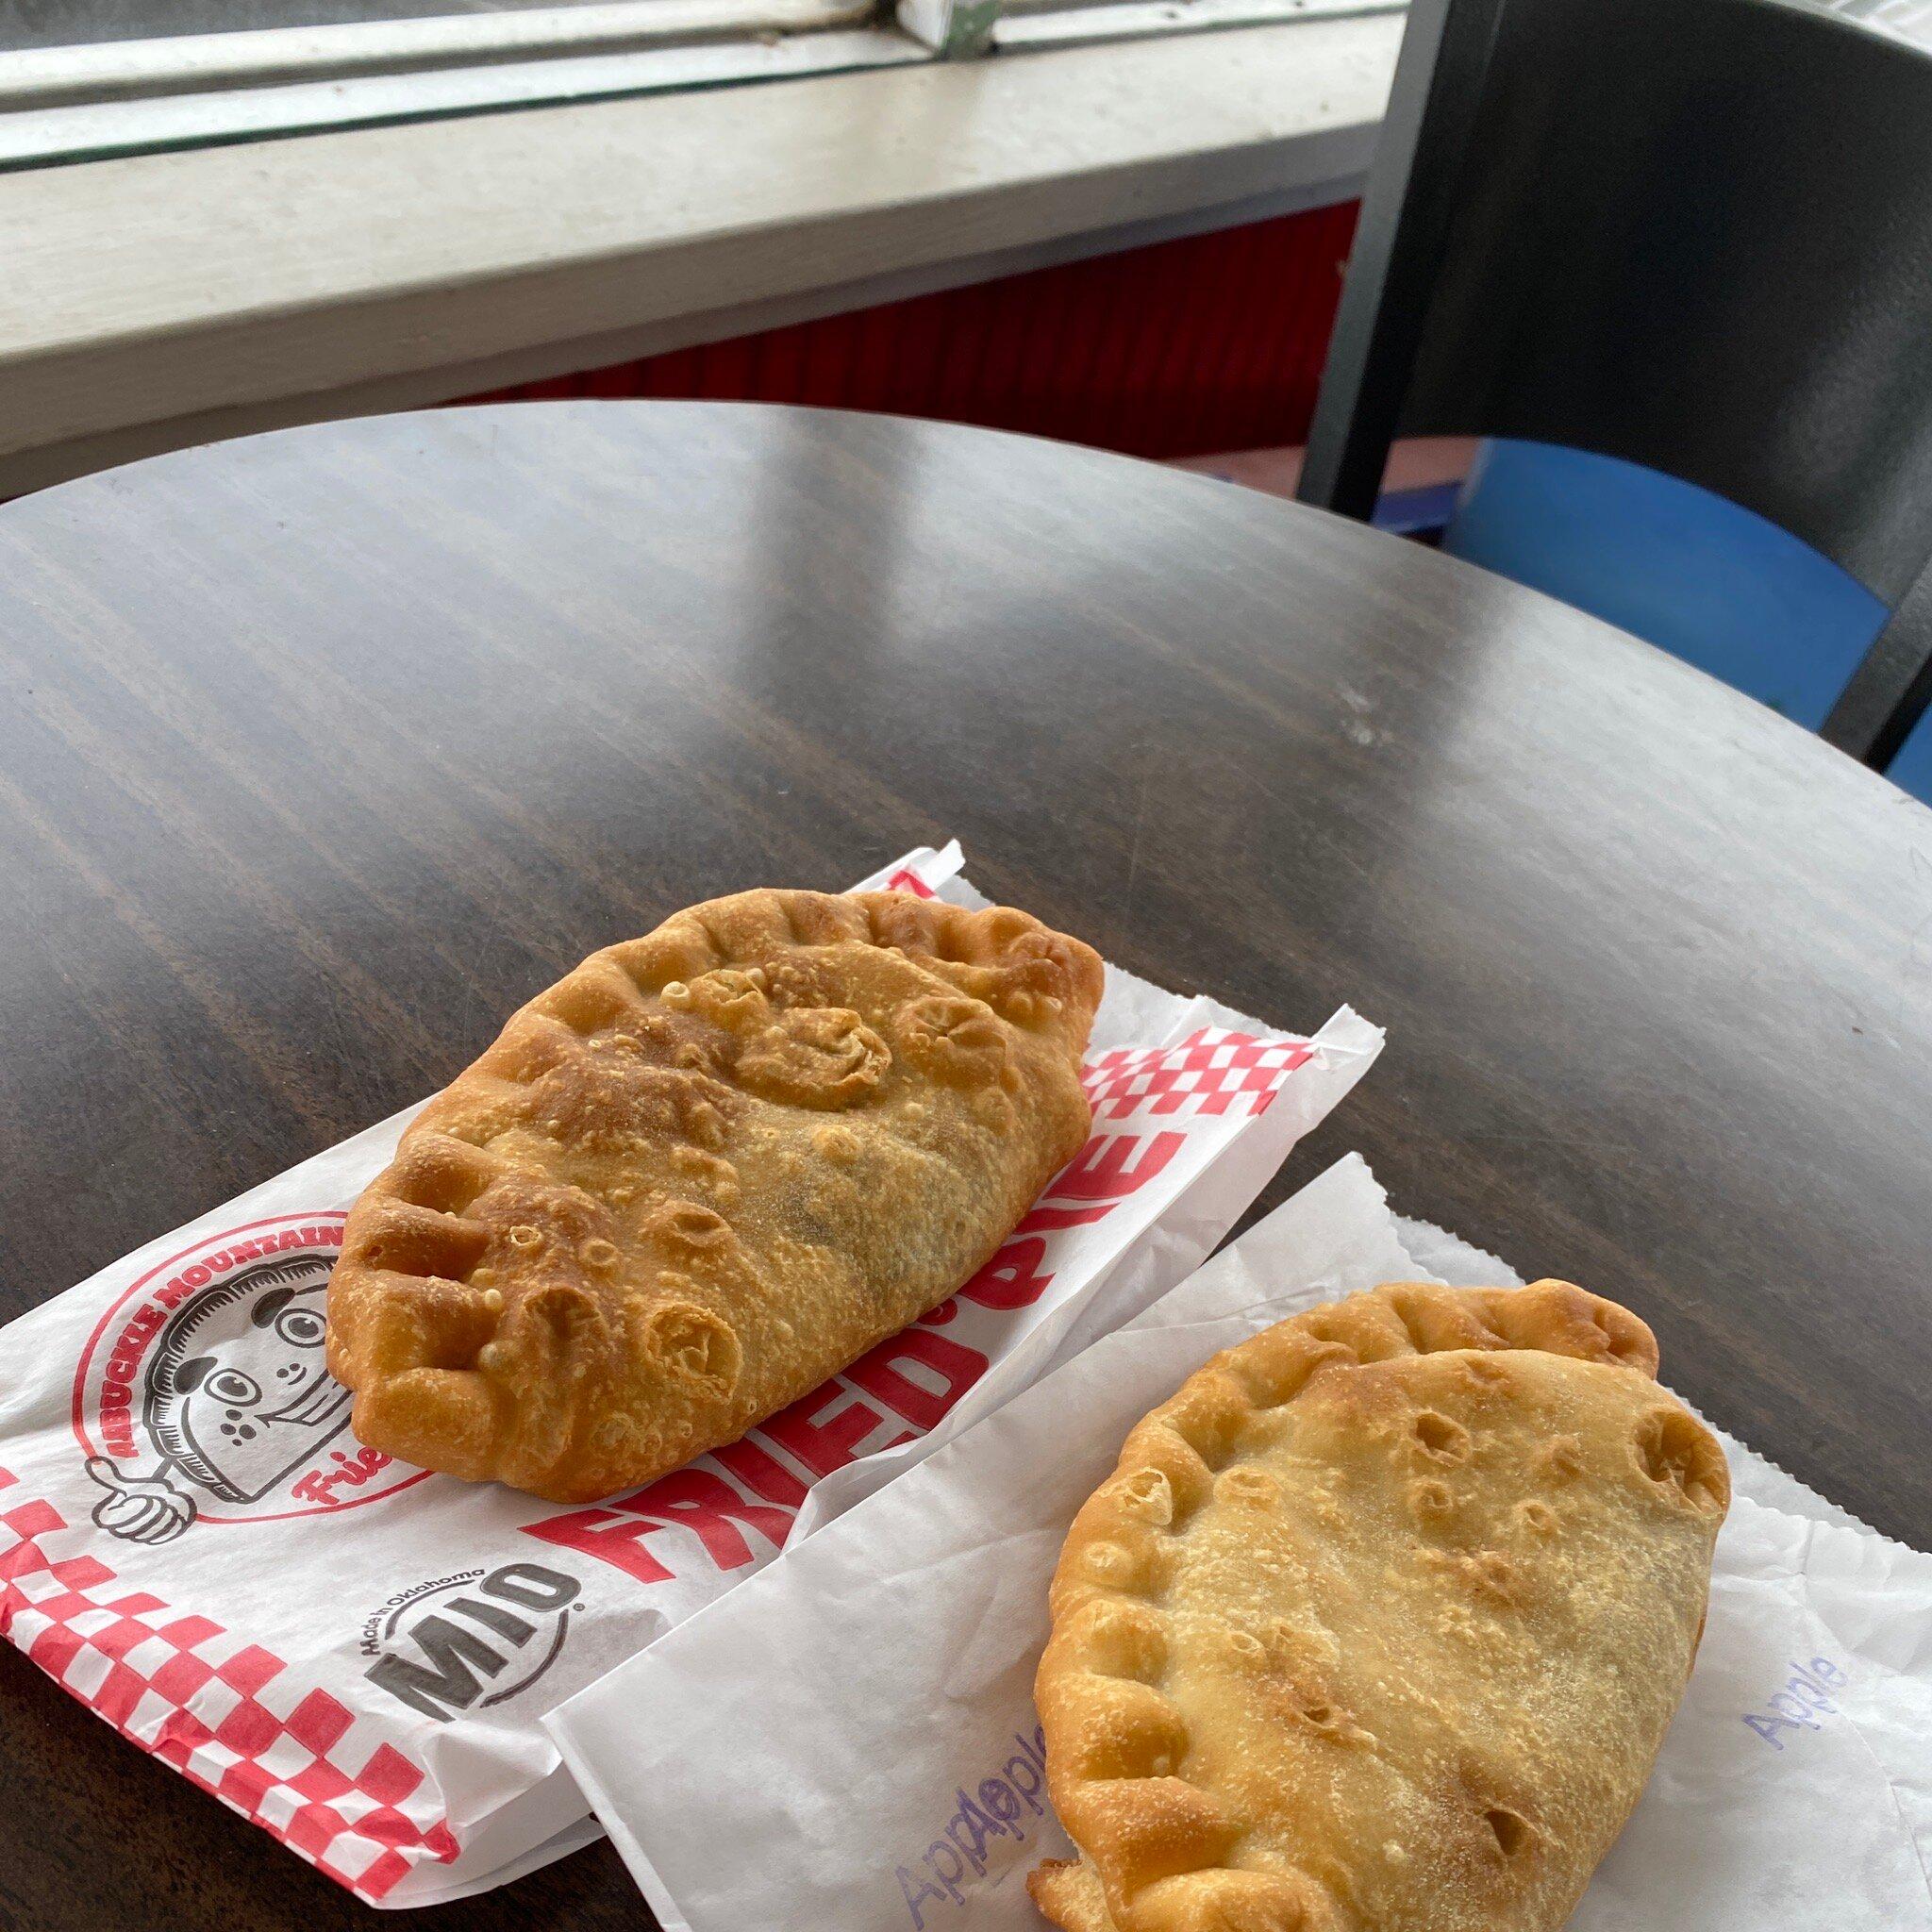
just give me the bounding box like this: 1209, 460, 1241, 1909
0, 15, 1400, 496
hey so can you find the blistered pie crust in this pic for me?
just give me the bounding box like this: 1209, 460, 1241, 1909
326, 889, 1103, 1502
1030, 1280, 1728, 1932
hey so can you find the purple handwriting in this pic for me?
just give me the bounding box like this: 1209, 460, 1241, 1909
1742, 1657, 1848, 1750
896, 1728, 1049, 1928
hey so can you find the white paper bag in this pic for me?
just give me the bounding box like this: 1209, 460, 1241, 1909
0, 843, 1379, 1907
550, 1156, 1932, 1932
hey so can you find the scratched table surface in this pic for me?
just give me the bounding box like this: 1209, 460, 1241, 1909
1, 401, 1927, 1931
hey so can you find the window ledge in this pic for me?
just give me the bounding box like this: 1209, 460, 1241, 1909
0, 15, 1400, 496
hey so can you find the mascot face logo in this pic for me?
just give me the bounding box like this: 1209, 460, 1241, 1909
74, 1214, 427, 1542
146, 1262, 347, 1505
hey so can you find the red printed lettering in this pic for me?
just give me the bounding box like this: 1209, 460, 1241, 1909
847, 1330, 987, 1432
109, 1305, 163, 1360
761, 1384, 887, 1477
1012, 1203, 1112, 1237
712, 1438, 808, 1507
620, 1470, 793, 1570
1048, 1130, 1186, 1202
520, 1472, 794, 1585
288, 1445, 391, 1507
958, 1236, 1053, 1311
520, 1507, 675, 1586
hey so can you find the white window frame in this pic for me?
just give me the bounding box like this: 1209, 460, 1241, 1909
0, 10, 1404, 499
0, 0, 1402, 170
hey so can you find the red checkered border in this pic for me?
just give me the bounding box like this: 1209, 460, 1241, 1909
0, 1019, 1314, 1903
0, 1467, 455, 1902
1082, 1026, 1314, 1121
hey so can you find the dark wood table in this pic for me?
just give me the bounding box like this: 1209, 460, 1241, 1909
2, 402, 1926, 1931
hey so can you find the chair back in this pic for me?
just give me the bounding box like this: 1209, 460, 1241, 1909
1298, 0, 1932, 767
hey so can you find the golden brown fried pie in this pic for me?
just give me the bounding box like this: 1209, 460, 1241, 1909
1031, 1280, 1728, 1932
326, 889, 1102, 1502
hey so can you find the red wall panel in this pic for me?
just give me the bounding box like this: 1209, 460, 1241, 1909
461, 199, 1359, 459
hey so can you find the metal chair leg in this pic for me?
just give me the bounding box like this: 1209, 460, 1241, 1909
1822, 558, 1932, 771
1297, 0, 1511, 520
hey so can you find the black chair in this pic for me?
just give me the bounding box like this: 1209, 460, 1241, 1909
1297, 0, 1932, 773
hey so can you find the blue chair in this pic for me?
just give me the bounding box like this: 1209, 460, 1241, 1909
1442, 441, 1932, 798
1296, 0, 1932, 787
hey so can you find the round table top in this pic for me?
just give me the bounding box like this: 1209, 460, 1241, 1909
2, 401, 1927, 1931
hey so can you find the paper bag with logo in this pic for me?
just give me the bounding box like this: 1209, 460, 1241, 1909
544, 1157, 1932, 1932
0, 842, 1380, 1907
